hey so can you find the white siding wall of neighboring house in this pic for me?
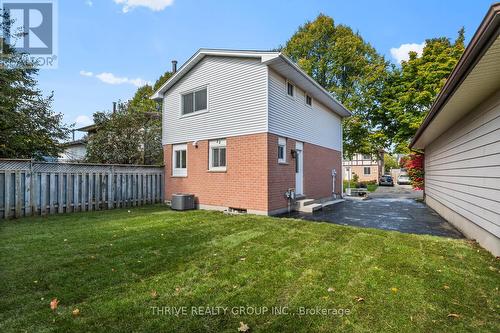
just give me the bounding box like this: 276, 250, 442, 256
59, 144, 87, 161
424, 90, 500, 252
163, 56, 268, 144
268, 70, 342, 151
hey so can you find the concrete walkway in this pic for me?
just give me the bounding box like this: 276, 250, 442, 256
280, 185, 463, 238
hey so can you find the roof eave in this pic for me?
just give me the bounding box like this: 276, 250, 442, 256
409, 3, 500, 149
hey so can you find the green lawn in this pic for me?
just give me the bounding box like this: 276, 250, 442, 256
0, 206, 498, 332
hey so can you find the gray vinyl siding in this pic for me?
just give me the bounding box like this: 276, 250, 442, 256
425, 90, 500, 238
163, 56, 268, 144
268, 70, 342, 151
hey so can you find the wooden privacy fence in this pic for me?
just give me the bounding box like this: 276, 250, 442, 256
0, 159, 164, 219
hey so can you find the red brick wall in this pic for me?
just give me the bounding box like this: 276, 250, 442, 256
303, 141, 342, 199
164, 132, 342, 214
267, 134, 342, 212
267, 135, 296, 212
164, 133, 269, 212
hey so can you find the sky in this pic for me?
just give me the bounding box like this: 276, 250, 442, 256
32, 0, 494, 139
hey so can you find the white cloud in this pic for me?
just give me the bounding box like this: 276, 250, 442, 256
390, 42, 426, 63
79, 70, 93, 77
85, 0, 93, 6
96, 72, 149, 87
80, 70, 150, 87
75, 115, 92, 127
113, 0, 174, 13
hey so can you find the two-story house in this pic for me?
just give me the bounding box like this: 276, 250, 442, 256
343, 153, 384, 183
152, 49, 351, 215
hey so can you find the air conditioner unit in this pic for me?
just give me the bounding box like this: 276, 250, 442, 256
171, 193, 195, 211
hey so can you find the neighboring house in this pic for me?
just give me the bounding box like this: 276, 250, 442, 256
343, 153, 384, 182
410, 4, 500, 256
152, 49, 351, 215
59, 124, 98, 162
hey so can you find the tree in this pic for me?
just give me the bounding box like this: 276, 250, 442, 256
153, 71, 173, 91
282, 14, 391, 158
384, 154, 398, 173
377, 29, 465, 152
85, 101, 162, 165
85, 71, 171, 165
0, 11, 71, 159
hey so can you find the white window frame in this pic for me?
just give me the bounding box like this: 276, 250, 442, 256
180, 85, 209, 118
209, 139, 227, 172
362, 154, 372, 160
172, 144, 187, 177
278, 137, 287, 164
286, 80, 295, 99
305, 93, 312, 107
364, 167, 371, 175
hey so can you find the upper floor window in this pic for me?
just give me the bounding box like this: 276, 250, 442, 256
209, 139, 227, 171
286, 81, 294, 97
172, 144, 187, 177
182, 87, 207, 115
278, 137, 286, 163
305, 94, 312, 106
362, 154, 372, 160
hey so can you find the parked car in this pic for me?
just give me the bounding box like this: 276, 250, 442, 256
379, 175, 394, 186
397, 174, 411, 185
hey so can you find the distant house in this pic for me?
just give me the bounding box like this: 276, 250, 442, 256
410, 4, 500, 256
59, 124, 98, 162
152, 49, 352, 215
343, 153, 384, 182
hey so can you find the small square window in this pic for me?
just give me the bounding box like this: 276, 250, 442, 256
362, 154, 371, 160
364, 167, 371, 175
287, 81, 294, 97
305, 94, 312, 106
209, 139, 227, 171
278, 137, 286, 163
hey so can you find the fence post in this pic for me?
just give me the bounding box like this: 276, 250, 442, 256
25, 168, 32, 217
58, 172, 63, 214
108, 166, 113, 209
49, 173, 56, 215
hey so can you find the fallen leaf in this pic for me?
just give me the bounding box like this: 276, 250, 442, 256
240, 257, 246, 261
391, 287, 398, 293
72, 308, 80, 317
33, 280, 38, 284
355, 297, 365, 302
327, 287, 335, 292
447, 313, 460, 319
238, 322, 250, 332
50, 298, 59, 311
64, 239, 68, 242
151, 290, 159, 299
443, 285, 450, 289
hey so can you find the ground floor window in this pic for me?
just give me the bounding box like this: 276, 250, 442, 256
172, 144, 187, 177
209, 139, 226, 171
364, 167, 371, 175
278, 137, 286, 163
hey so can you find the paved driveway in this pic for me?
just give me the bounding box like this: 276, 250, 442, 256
281, 185, 463, 238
